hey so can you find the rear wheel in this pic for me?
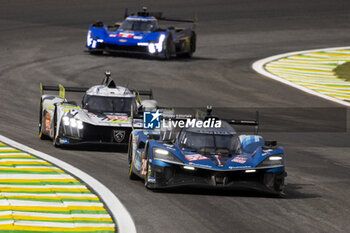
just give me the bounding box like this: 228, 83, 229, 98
177, 32, 196, 58
162, 36, 172, 60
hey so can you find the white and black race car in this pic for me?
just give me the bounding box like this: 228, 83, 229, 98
39, 71, 157, 147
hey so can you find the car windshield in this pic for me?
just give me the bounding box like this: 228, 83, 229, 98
179, 131, 241, 156
119, 19, 158, 32
83, 95, 137, 115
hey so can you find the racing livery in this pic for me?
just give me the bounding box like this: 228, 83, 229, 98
86, 7, 196, 59
39, 71, 157, 147
128, 108, 287, 196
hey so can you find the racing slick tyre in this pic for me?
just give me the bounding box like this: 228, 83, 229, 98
264, 172, 286, 197
39, 100, 50, 140
144, 160, 152, 189
52, 106, 60, 147
176, 32, 196, 58
162, 36, 172, 60
128, 136, 139, 180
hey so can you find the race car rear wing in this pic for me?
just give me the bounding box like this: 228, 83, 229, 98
126, 7, 197, 29
40, 83, 153, 100
40, 83, 88, 99
225, 111, 260, 134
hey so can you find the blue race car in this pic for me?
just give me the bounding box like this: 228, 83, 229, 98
86, 7, 196, 59
128, 108, 287, 196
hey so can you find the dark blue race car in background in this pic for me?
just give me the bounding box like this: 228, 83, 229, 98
86, 7, 197, 59
128, 108, 287, 196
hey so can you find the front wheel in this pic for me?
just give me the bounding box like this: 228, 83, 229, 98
144, 160, 152, 189
264, 172, 286, 197
39, 100, 50, 140
162, 36, 172, 60
128, 136, 139, 180
52, 105, 60, 147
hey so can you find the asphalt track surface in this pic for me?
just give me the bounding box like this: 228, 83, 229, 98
1, 0, 350, 232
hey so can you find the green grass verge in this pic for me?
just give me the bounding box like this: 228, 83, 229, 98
334, 62, 350, 81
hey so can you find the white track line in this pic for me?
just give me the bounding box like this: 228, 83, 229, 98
252, 46, 350, 107
0, 135, 137, 233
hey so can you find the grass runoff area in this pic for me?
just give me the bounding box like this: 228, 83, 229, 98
334, 62, 350, 81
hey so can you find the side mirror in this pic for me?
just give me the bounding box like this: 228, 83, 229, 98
264, 141, 277, 147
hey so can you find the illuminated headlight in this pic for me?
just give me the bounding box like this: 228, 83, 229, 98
148, 43, 156, 54
152, 148, 182, 163
70, 118, 77, 127
258, 154, 284, 167
245, 169, 256, 173
155, 34, 166, 52
77, 120, 83, 129
183, 166, 196, 171
87, 31, 93, 46
63, 117, 83, 129
269, 156, 283, 161
63, 116, 70, 126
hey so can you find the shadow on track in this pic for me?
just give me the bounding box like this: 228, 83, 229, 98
85, 50, 216, 61
143, 183, 320, 199
59, 144, 128, 153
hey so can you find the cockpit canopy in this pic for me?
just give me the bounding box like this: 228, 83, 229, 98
119, 18, 159, 32
178, 130, 241, 156
82, 95, 137, 115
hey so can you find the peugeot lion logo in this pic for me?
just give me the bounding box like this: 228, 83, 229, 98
113, 130, 125, 143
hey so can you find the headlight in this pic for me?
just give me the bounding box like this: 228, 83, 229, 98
148, 43, 156, 54
152, 148, 182, 163
87, 31, 92, 46
155, 34, 165, 52
258, 154, 284, 167
62, 116, 83, 129
148, 34, 166, 54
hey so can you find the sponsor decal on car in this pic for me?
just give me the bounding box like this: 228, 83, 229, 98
212, 154, 223, 167
232, 156, 248, 164
107, 115, 128, 121
119, 39, 127, 43
188, 162, 212, 169
109, 34, 117, 37
135, 157, 141, 170
185, 154, 209, 161
148, 177, 156, 183
88, 113, 96, 118
118, 32, 134, 38
45, 113, 51, 133
107, 115, 129, 123
133, 36, 143, 39
228, 166, 252, 169
141, 158, 147, 176
59, 138, 69, 144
